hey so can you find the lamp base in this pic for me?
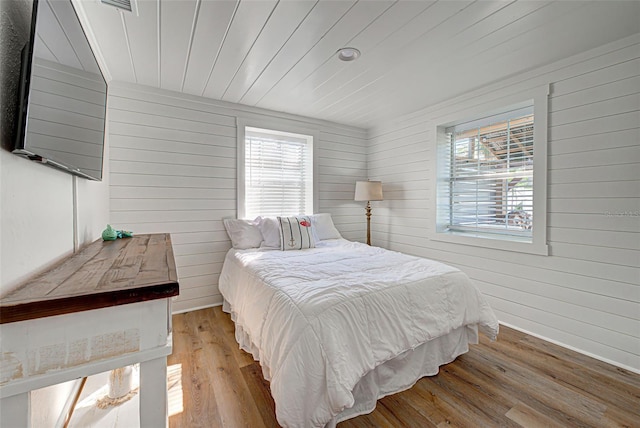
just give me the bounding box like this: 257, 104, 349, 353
365, 201, 372, 246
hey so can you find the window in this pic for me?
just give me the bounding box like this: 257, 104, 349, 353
238, 124, 314, 219
432, 86, 548, 255
445, 106, 534, 240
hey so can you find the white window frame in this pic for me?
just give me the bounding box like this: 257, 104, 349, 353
237, 117, 319, 220
429, 85, 549, 256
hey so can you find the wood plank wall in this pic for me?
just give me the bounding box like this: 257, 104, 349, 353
366, 34, 640, 371
107, 83, 367, 313
28, 59, 106, 178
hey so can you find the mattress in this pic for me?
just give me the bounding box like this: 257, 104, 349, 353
218, 239, 499, 427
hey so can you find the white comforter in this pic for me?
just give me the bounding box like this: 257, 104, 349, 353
219, 239, 499, 427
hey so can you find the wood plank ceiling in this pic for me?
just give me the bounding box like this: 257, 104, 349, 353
75, 0, 640, 128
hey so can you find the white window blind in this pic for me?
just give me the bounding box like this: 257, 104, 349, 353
244, 127, 313, 219
444, 106, 534, 241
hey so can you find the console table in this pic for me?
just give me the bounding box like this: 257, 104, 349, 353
0, 234, 179, 427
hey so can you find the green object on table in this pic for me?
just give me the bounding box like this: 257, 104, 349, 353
117, 230, 133, 238
102, 225, 133, 241
102, 224, 118, 241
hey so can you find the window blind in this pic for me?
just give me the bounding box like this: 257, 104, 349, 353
444, 106, 534, 240
244, 127, 313, 219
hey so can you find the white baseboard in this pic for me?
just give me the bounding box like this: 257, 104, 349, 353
171, 301, 222, 315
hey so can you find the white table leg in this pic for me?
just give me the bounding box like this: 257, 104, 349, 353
1, 392, 30, 428
139, 357, 168, 428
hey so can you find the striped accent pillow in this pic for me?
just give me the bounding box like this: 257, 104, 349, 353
277, 216, 315, 251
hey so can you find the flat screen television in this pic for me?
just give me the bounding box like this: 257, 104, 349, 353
14, 0, 107, 181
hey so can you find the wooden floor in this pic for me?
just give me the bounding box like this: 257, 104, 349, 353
168, 307, 639, 428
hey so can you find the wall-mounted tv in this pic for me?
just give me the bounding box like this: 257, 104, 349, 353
14, 0, 107, 181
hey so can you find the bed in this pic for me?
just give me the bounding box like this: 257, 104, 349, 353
219, 228, 498, 427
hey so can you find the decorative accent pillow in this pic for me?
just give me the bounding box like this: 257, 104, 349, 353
257, 217, 281, 249
311, 213, 342, 240
277, 216, 315, 251
223, 218, 263, 249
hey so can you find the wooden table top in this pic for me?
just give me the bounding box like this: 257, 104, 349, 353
0, 234, 179, 324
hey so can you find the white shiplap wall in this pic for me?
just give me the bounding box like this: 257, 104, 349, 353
28, 58, 106, 179
107, 82, 367, 313
367, 34, 640, 371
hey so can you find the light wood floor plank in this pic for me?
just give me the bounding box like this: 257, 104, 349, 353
169, 313, 223, 428
518, 332, 640, 390
399, 381, 454, 427
378, 393, 436, 427
467, 339, 609, 424
435, 364, 520, 426
168, 307, 640, 428
189, 310, 266, 428
489, 326, 640, 418
240, 363, 279, 428
213, 306, 255, 369
413, 373, 506, 427
505, 402, 566, 428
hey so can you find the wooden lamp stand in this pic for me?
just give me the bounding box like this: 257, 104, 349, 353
365, 201, 372, 246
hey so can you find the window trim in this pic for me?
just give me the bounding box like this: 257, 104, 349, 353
236, 117, 319, 220
429, 85, 549, 256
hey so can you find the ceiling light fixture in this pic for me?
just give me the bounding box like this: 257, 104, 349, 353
337, 47, 361, 62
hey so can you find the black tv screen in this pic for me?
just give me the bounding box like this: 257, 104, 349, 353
14, 0, 107, 181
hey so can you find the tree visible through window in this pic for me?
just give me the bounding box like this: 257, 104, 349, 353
444, 106, 534, 241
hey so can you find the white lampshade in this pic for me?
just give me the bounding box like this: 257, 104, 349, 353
354, 181, 383, 201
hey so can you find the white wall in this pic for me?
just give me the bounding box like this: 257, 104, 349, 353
367, 34, 640, 372
1, 1, 110, 425
107, 82, 367, 313
0, 1, 109, 295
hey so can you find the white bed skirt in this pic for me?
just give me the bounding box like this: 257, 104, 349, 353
222, 299, 478, 426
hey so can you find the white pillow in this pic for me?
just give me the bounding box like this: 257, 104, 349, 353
223, 218, 263, 249
311, 213, 342, 240
277, 216, 315, 251
257, 217, 281, 249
